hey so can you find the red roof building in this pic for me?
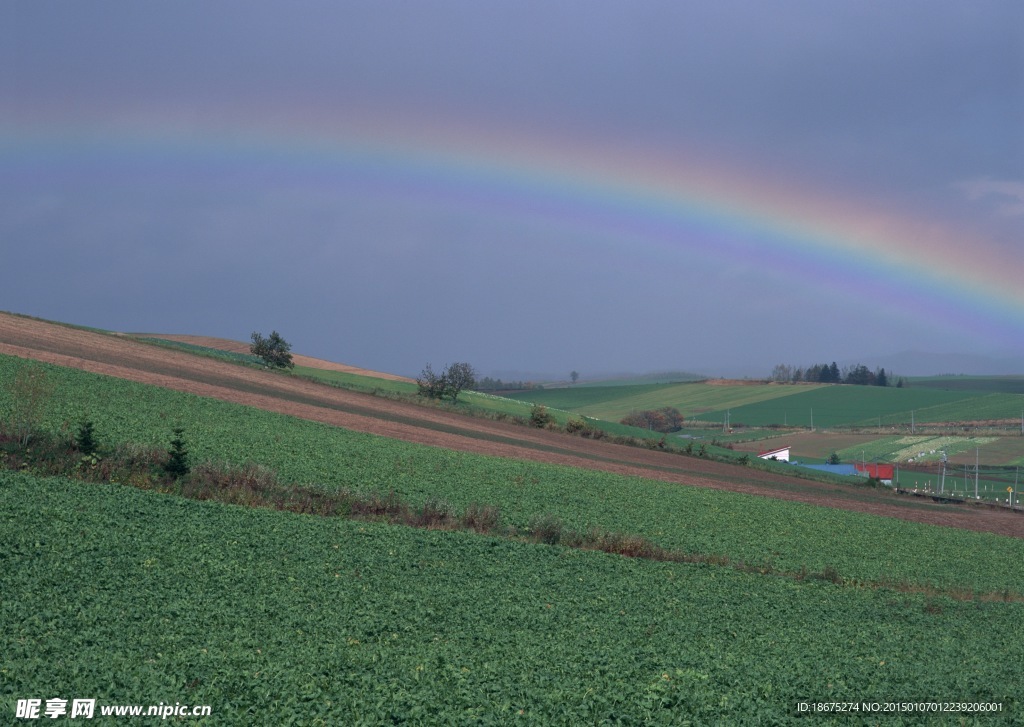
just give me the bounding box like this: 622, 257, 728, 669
854, 463, 894, 483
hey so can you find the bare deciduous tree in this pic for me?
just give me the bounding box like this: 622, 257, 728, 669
8, 363, 55, 446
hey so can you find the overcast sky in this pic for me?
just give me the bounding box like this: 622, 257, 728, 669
2, 1, 1022, 378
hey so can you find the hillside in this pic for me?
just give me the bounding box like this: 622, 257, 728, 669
1, 311, 1020, 537
137, 333, 415, 383
3, 312, 1024, 722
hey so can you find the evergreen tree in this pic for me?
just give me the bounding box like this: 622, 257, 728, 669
75, 420, 98, 457
163, 427, 190, 479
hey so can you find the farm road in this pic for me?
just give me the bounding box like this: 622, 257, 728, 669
1, 312, 1021, 538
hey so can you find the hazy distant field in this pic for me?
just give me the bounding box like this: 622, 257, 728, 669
910, 375, 1024, 394
507, 378, 1024, 431
506, 381, 826, 422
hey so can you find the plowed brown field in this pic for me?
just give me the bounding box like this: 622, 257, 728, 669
2, 312, 1021, 538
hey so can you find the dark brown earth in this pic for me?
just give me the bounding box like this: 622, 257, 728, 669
2, 312, 1021, 538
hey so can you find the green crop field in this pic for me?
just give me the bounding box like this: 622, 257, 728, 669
506, 381, 828, 423
910, 375, 1024, 394
1, 353, 1022, 592
715, 386, 989, 429
293, 365, 418, 395
505, 379, 1024, 431
4, 352, 1024, 723
3, 472, 1022, 724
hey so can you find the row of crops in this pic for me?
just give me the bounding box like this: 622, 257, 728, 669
3, 471, 1022, 724
2, 353, 1022, 593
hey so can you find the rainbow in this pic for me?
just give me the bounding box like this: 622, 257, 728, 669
3, 109, 1022, 343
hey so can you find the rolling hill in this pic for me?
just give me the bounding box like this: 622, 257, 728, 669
2, 310, 1023, 723
1, 311, 1019, 534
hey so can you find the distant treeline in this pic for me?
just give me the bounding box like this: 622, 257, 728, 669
769, 362, 903, 387
473, 377, 544, 392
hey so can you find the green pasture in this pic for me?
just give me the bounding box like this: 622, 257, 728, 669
910, 375, 1024, 394
508, 378, 1024, 430
704, 386, 1023, 429
718, 387, 963, 428
506, 381, 825, 423
2, 354, 1023, 594
4, 472, 1021, 724
293, 365, 418, 395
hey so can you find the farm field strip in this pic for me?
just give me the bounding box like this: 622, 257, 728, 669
509, 381, 824, 422
911, 375, 1024, 394
3, 472, 1022, 724
836, 436, 1002, 464
511, 376, 1024, 433
144, 333, 415, 382
3, 354, 1024, 591
888, 392, 1024, 426
715, 387, 981, 429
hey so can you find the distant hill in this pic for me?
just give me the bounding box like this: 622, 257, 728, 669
867, 351, 1024, 377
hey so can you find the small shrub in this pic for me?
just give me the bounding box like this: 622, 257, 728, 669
529, 404, 553, 428
415, 499, 455, 529
529, 514, 564, 545
462, 503, 501, 533
564, 416, 587, 434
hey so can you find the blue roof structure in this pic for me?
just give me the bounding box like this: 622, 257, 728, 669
796, 463, 860, 476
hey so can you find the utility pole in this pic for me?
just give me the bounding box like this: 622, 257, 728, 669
911, 410, 915, 434
974, 447, 979, 499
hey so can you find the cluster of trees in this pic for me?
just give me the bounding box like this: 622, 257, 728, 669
417, 362, 477, 404
250, 330, 294, 369
3, 363, 192, 478
619, 407, 685, 433
769, 362, 901, 387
